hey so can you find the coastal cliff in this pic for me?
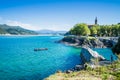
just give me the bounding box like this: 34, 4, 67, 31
60, 36, 118, 48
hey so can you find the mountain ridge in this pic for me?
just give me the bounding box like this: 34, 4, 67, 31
0, 24, 38, 35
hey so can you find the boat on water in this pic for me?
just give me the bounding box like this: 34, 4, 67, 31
34, 48, 48, 51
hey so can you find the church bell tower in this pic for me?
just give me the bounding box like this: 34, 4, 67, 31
95, 17, 97, 25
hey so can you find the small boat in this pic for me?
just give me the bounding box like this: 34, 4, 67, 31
34, 48, 48, 51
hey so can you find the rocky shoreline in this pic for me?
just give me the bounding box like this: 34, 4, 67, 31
59, 36, 118, 48
58, 36, 118, 74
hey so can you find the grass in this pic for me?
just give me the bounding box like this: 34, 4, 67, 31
45, 55, 120, 80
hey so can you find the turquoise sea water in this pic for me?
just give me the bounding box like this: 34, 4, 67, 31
93, 48, 117, 61
0, 36, 81, 80
0, 36, 117, 80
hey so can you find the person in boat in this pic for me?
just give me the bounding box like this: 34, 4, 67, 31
34, 48, 48, 51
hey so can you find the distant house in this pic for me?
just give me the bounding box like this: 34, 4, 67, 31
88, 24, 94, 28
88, 17, 98, 28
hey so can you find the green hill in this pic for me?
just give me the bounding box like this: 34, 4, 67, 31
0, 27, 7, 34
0, 24, 38, 35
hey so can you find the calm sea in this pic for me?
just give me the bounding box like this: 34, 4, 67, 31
0, 36, 81, 80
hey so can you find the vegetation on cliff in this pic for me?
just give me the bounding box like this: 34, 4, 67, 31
70, 23, 90, 36
68, 23, 120, 37
62, 23, 119, 48
90, 26, 97, 36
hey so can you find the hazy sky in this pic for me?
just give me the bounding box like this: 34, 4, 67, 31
0, 0, 120, 31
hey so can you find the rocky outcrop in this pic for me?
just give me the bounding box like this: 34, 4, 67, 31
80, 47, 113, 66
80, 47, 105, 64
82, 47, 105, 59
86, 47, 105, 59
60, 36, 117, 48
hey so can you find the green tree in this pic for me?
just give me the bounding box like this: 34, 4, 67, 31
96, 25, 101, 36
69, 23, 120, 37
90, 26, 97, 36
70, 23, 90, 36
114, 25, 119, 36
106, 25, 112, 36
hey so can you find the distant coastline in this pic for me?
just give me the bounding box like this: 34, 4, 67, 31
0, 34, 64, 36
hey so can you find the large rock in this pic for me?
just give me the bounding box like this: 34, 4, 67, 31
80, 47, 105, 64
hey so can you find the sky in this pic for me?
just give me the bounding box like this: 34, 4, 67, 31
0, 0, 120, 31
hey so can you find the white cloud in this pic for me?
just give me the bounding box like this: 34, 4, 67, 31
0, 17, 70, 31
6, 20, 39, 30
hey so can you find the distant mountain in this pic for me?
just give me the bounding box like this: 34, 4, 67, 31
0, 24, 38, 35
36, 29, 55, 34
36, 29, 67, 35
